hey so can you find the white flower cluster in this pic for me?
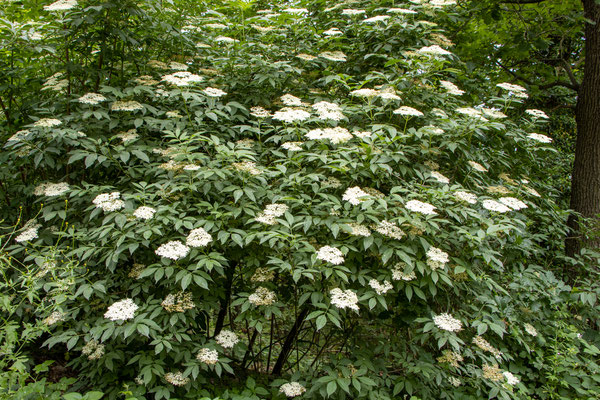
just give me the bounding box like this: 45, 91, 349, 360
341, 9, 366, 16
250, 106, 271, 118
215, 330, 239, 348
34, 118, 62, 128
499, 197, 528, 210
296, 53, 317, 61
369, 279, 393, 295
405, 200, 437, 215
34, 182, 70, 196
248, 287, 277, 306
392, 264, 416, 281
162, 291, 195, 312
43, 311, 65, 325
347, 222, 371, 237
319, 51, 346, 62
342, 186, 369, 205
169, 61, 188, 71
527, 133, 552, 143
82, 340, 105, 360
155, 240, 190, 260
524, 323, 538, 337
196, 348, 219, 365
44, 0, 77, 11
497, 82, 527, 93
104, 298, 138, 321
440, 80, 464, 95
482, 199, 511, 213
78, 92, 107, 105
427, 247, 450, 270
394, 106, 424, 117
251, 267, 275, 282
281, 142, 303, 151
204, 87, 227, 97
431, 171, 450, 184
417, 45, 452, 56
468, 161, 487, 172
279, 382, 307, 397
482, 108, 507, 119
111, 100, 143, 111
388, 7, 418, 14
283, 8, 308, 14
15, 220, 41, 243
93, 192, 125, 212
281, 94, 303, 106
363, 15, 390, 23
316, 246, 345, 265
454, 191, 477, 204
256, 203, 288, 225
232, 161, 261, 175
133, 206, 156, 220
433, 313, 462, 332
186, 227, 213, 247
164, 371, 190, 386
115, 129, 138, 143
525, 109, 549, 119
312, 101, 344, 120
323, 27, 343, 36
503, 371, 520, 385
272, 108, 311, 123
375, 220, 405, 239
215, 36, 238, 43
306, 127, 353, 144
162, 71, 203, 86
448, 377, 462, 387
330, 288, 359, 311
456, 107, 485, 119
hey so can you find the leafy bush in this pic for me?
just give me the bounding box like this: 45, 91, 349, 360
1, 1, 599, 399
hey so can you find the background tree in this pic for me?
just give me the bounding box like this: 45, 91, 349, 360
445, 0, 600, 257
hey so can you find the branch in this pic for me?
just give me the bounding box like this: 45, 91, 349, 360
495, 60, 579, 92
562, 59, 581, 90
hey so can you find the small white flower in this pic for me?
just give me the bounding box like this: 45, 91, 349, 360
433, 313, 462, 332
417, 45, 452, 56
186, 228, 213, 247
203, 87, 227, 97
133, 206, 156, 220
405, 200, 437, 215
363, 15, 390, 23
503, 371, 520, 385
33, 118, 62, 127
369, 279, 393, 295
394, 106, 424, 117
524, 323, 538, 337
196, 348, 219, 365
527, 133, 552, 143
499, 197, 528, 210
430, 171, 450, 184
316, 246, 344, 265
525, 109, 549, 119
104, 298, 138, 321
78, 93, 107, 105
342, 186, 369, 205
215, 330, 239, 348
468, 161, 488, 172
93, 192, 125, 212
454, 191, 477, 204
482, 199, 511, 213
248, 287, 277, 306
330, 288, 359, 311
279, 382, 307, 397
155, 241, 190, 260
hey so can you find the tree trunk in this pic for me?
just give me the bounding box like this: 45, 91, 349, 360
271, 308, 308, 375
566, 0, 600, 257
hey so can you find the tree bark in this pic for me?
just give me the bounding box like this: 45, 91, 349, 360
566, 0, 600, 256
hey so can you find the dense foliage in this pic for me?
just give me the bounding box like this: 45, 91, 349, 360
1, 1, 600, 400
